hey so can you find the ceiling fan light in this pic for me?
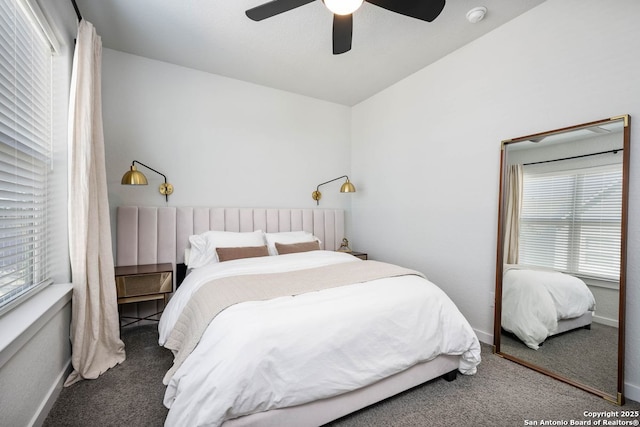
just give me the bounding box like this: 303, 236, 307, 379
324, 0, 364, 15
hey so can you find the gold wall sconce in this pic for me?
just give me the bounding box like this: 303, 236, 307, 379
312, 175, 356, 205
121, 160, 174, 202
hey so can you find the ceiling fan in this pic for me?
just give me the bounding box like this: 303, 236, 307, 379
245, 0, 446, 55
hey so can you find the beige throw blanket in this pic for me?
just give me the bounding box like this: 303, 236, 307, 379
163, 260, 424, 382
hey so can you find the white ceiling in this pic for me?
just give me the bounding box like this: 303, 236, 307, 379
74, 0, 546, 106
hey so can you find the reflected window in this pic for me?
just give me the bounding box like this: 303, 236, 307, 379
519, 164, 622, 281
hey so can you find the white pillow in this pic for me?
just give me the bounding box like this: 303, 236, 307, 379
187, 230, 266, 269
265, 231, 321, 256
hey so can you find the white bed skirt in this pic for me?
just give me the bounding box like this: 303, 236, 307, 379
552, 311, 593, 336
223, 354, 460, 427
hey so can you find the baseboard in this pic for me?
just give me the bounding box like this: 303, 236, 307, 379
625, 381, 640, 404
30, 358, 72, 427
592, 314, 618, 328
474, 328, 493, 346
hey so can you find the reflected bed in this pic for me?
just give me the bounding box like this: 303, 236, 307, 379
501, 265, 595, 349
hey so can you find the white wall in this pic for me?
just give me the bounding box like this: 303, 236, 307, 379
0, 285, 72, 427
102, 50, 353, 217
101, 50, 353, 326
350, 0, 640, 400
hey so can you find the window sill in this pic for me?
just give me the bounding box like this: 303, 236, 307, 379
578, 275, 619, 290
0, 283, 73, 370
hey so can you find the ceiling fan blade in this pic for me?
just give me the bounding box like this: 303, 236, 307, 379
333, 14, 353, 55
246, 0, 315, 21
365, 0, 445, 22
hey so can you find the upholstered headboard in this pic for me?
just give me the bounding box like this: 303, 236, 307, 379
116, 207, 345, 267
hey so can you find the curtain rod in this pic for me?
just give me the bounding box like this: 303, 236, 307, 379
523, 148, 623, 166
70, 0, 82, 21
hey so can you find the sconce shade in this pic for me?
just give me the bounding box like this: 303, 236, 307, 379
340, 179, 356, 193
121, 165, 148, 185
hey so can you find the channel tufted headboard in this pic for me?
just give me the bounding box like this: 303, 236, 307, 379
116, 207, 345, 269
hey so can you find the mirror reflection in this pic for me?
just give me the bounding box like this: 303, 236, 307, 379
495, 116, 629, 404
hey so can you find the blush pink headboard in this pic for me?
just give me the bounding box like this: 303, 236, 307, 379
116, 206, 345, 267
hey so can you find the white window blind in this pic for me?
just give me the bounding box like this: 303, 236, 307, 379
0, 0, 53, 311
518, 164, 622, 281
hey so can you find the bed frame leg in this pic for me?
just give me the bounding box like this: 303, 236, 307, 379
442, 369, 457, 382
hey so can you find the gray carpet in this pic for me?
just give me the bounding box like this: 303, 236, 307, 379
500, 323, 618, 395
44, 325, 640, 427
44, 326, 171, 427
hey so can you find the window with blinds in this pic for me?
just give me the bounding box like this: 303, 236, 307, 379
0, 0, 53, 311
518, 164, 623, 281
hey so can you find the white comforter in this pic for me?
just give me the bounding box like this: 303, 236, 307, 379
501, 265, 596, 350
160, 251, 481, 427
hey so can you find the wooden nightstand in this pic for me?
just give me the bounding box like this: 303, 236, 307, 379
350, 251, 368, 260
115, 263, 173, 326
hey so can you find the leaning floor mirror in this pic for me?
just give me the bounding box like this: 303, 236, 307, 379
493, 115, 630, 404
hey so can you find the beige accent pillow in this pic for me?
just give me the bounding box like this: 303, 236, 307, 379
215, 245, 269, 262
275, 241, 321, 255
264, 231, 321, 256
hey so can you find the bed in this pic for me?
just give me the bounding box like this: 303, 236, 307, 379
116, 207, 481, 427
501, 264, 596, 350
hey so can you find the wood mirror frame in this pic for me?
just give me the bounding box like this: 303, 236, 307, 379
493, 115, 630, 405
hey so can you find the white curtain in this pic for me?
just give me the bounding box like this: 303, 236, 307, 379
503, 164, 523, 265
65, 20, 125, 387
